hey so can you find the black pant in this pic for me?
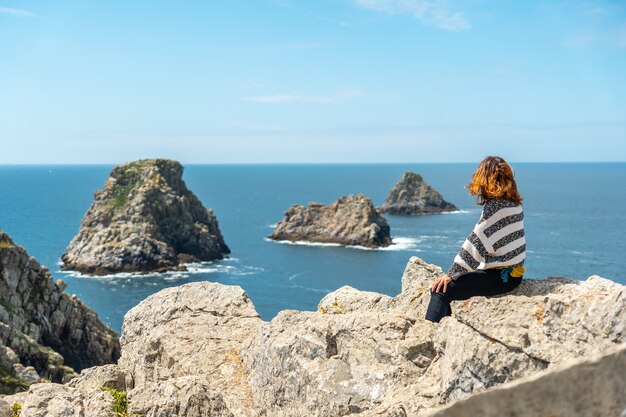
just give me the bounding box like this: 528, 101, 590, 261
425, 268, 523, 323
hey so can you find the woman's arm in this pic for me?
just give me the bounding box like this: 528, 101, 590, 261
447, 222, 489, 279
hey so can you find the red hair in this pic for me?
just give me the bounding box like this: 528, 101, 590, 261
467, 156, 523, 205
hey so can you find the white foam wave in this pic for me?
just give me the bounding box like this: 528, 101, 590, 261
380, 237, 423, 252
58, 259, 263, 280
266, 236, 422, 252
265, 237, 344, 248
288, 271, 312, 281
268, 223, 278, 228
442, 209, 471, 215
290, 284, 331, 294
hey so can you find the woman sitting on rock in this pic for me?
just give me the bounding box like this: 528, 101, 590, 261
425, 156, 526, 323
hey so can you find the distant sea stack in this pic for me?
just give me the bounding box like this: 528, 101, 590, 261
0, 229, 119, 391
269, 194, 392, 248
379, 172, 458, 215
62, 159, 230, 275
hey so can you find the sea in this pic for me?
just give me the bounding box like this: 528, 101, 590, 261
0, 163, 624, 333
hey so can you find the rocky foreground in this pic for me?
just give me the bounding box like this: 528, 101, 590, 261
2, 256, 624, 416
0, 230, 120, 392
61, 159, 230, 275
269, 194, 392, 248
379, 172, 457, 215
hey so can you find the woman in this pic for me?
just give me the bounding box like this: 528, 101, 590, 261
425, 156, 526, 323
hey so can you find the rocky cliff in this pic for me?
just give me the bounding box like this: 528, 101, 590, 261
379, 172, 457, 215
269, 194, 392, 248
61, 159, 230, 275
3, 256, 624, 416
0, 230, 120, 393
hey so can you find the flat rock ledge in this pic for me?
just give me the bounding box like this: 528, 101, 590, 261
3, 256, 624, 417
61, 159, 230, 275
269, 194, 392, 248
379, 172, 458, 215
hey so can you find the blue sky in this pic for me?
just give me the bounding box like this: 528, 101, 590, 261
1, 0, 625, 163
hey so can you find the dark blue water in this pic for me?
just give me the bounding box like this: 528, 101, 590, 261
1, 163, 624, 332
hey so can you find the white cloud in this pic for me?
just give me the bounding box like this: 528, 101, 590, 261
258, 42, 323, 51
351, 0, 470, 31
245, 89, 366, 104
0, 7, 39, 17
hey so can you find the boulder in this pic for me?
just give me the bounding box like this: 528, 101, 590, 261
0, 400, 10, 417
128, 377, 234, 417
0, 230, 120, 391
379, 172, 457, 215
118, 281, 262, 417
61, 159, 230, 275
269, 194, 392, 248
242, 310, 438, 416
317, 286, 393, 314
18, 383, 115, 417
424, 343, 626, 417
66, 364, 129, 392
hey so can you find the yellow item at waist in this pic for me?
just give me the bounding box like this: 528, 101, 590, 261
510, 265, 525, 277
496, 265, 525, 277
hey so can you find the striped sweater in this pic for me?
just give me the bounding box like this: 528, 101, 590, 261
448, 198, 526, 280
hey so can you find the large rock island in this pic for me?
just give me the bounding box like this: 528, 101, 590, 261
0, 230, 119, 394
3, 257, 623, 416
62, 159, 230, 275
269, 194, 392, 248
379, 172, 458, 215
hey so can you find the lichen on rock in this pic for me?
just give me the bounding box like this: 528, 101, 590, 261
61, 159, 230, 275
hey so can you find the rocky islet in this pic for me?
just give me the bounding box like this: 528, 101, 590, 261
379, 172, 458, 215
269, 194, 392, 248
61, 159, 230, 275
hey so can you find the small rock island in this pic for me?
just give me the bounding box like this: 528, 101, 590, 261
379, 172, 458, 215
61, 159, 230, 275
269, 194, 392, 248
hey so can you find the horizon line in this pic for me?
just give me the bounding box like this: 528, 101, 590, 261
1, 161, 625, 166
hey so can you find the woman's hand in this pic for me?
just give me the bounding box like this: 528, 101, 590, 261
431, 274, 453, 293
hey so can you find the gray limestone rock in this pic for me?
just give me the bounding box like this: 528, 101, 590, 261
18, 383, 115, 417
242, 309, 437, 416
8, 256, 625, 417
61, 159, 230, 275
379, 172, 457, 215
424, 343, 626, 417
0, 230, 120, 392
317, 285, 393, 314
118, 281, 262, 417
269, 194, 392, 248
66, 364, 129, 392
0, 400, 10, 417
129, 377, 234, 417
